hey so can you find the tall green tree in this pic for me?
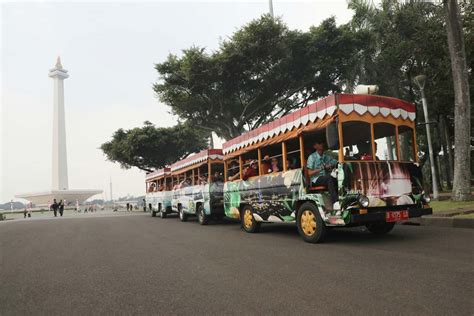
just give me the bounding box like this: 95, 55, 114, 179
101, 122, 209, 172
444, 0, 471, 201
154, 15, 362, 140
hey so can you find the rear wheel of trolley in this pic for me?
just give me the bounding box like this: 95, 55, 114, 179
297, 202, 326, 243
197, 204, 209, 225
178, 205, 188, 222
241, 205, 260, 233
160, 207, 167, 218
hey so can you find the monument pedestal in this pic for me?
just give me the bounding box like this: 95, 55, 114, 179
16, 190, 102, 206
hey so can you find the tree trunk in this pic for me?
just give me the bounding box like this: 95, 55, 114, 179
444, 0, 472, 201
439, 116, 452, 189
435, 154, 443, 191
442, 116, 455, 173
209, 132, 214, 149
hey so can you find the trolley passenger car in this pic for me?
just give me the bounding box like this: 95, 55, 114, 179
170, 149, 225, 225
222, 93, 433, 243
145, 167, 172, 218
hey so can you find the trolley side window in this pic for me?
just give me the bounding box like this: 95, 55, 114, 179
260, 143, 283, 174
342, 121, 373, 161
398, 125, 416, 162
374, 123, 398, 161
226, 159, 241, 182
210, 163, 224, 183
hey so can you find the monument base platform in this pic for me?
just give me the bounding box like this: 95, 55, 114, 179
16, 189, 102, 206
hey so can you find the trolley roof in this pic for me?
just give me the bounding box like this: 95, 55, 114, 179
145, 167, 171, 181
170, 148, 223, 173
223, 93, 415, 156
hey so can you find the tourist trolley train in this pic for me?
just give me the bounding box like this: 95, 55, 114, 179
169, 149, 225, 225
145, 167, 172, 218
146, 93, 433, 243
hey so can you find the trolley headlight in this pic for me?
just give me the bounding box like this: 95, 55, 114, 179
359, 195, 369, 208
422, 194, 431, 204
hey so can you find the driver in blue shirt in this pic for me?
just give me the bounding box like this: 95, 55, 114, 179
307, 140, 340, 212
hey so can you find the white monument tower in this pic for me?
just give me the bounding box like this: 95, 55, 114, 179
16, 58, 102, 206
50, 57, 69, 190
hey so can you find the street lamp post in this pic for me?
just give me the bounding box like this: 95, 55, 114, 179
414, 74, 439, 200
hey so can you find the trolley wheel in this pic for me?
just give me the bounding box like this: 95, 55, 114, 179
365, 222, 395, 235
160, 210, 167, 218
179, 206, 188, 222
297, 202, 326, 243
151, 210, 156, 217
241, 205, 260, 233
197, 205, 209, 225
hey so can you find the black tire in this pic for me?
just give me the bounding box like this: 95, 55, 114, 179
179, 206, 188, 222
197, 205, 209, 225
366, 222, 395, 235
151, 210, 156, 217
241, 205, 261, 233
297, 202, 326, 243
160, 210, 167, 218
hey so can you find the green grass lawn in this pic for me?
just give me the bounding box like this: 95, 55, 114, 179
430, 200, 474, 213
455, 213, 474, 219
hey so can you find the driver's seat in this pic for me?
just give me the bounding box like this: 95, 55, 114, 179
302, 167, 326, 192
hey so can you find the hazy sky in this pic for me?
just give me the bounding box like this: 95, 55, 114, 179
1, 0, 354, 202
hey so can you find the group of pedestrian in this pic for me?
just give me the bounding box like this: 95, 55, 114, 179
126, 203, 135, 212
80, 205, 97, 213
50, 199, 65, 217
23, 208, 32, 218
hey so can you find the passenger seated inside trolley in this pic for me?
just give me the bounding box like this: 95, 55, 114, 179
242, 160, 258, 180
227, 160, 240, 181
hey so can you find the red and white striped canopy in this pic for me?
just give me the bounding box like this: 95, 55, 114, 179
223, 94, 415, 155
170, 149, 223, 172
146, 167, 171, 180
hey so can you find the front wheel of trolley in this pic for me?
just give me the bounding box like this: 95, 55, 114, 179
365, 222, 395, 235
241, 206, 260, 233
151, 210, 156, 217
197, 205, 209, 225
160, 210, 167, 218
179, 206, 188, 222
297, 202, 326, 243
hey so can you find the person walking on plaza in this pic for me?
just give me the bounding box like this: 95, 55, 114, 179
59, 200, 64, 217
51, 199, 59, 217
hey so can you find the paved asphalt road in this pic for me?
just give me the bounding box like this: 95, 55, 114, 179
1, 213, 473, 315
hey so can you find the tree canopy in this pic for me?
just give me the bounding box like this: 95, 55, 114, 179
153, 15, 363, 140
100, 122, 209, 172
347, 0, 472, 114
154, 3, 472, 142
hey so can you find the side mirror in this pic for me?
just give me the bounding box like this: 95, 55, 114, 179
326, 120, 339, 150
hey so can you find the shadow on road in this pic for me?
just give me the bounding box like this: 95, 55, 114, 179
151, 214, 241, 226
256, 222, 418, 245
150, 213, 421, 245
